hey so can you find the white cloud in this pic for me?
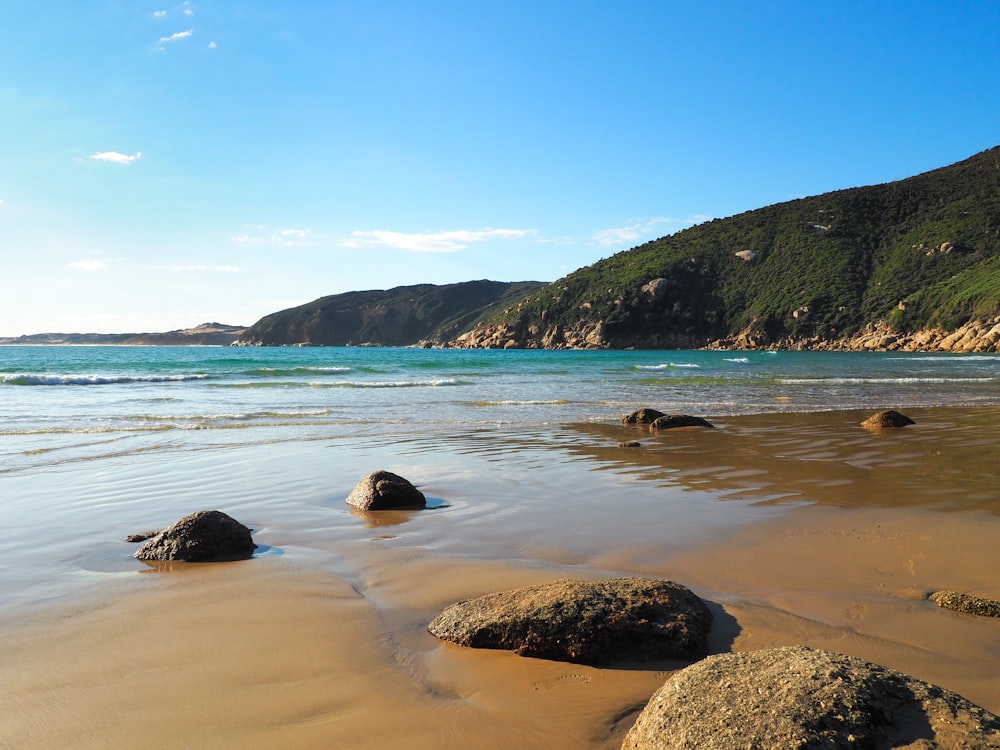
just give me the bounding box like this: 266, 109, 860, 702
159, 29, 193, 43
340, 227, 530, 253
67, 259, 104, 271
153, 265, 246, 273
152, 10, 167, 18
182, 1, 195, 15
208, 41, 217, 49
231, 226, 314, 247
591, 216, 709, 247
90, 150, 142, 165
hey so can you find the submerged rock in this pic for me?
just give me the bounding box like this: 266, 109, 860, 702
428, 577, 712, 666
622, 408, 666, 424
623, 646, 1000, 749
133, 510, 256, 562
346, 470, 426, 511
930, 590, 1000, 618
861, 409, 915, 429
649, 414, 715, 430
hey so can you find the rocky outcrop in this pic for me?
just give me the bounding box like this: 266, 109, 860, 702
133, 510, 256, 562
447, 319, 609, 350
649, 414, 715, 430
346, 470, 426, 511
427, 577, 712, 666
709, 316, 1000, 353
623, 646, 1000, 749
861, 410, 915, 430
930, 591, 1000, 618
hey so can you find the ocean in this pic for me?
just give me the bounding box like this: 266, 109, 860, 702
4, 346, 1000, 462
2, 346, 1000, 747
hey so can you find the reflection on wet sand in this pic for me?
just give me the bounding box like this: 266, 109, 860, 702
1, 407, 999, 748
561, 406, 1000, 511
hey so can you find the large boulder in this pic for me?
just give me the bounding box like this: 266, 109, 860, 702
133, 510, 256, 562
622, 408, 666, 424
346, 470, 426, 511
861, 409, 915, 429
649, 414, 715, 430
623, 646, 1000, 749
428, 577, 712, 666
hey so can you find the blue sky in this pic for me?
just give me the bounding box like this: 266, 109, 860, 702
2, 2, 999, 335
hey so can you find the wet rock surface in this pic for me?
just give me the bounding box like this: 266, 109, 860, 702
649, 414, 715, 430
931, 590, 1000, 618
623, 646, 1000, 749
861, 409, 916, 429
345, 470, 426, 511
622, 408, 666, 424
133, 510, 256, 562
428, 577, 712, 666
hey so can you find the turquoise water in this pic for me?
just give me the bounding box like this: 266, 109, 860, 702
3, 347, 999, 470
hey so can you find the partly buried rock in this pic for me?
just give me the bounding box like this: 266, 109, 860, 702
930, 590, 1000, 618
649, 414, 714, 430
622, 408, 666, 425
623, 646, 1000, 749
861, 409, 915, 429
428, 577, 711, 666
346, 470, 425, 511
133, 510, 256, 562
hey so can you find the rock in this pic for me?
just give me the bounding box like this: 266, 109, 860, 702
618, 441, 642, 448
346, 470, 425, 511
861, 409, 915, 429
649, 414, 715, 430
623, 646, 1000, 749
427, 577, 712, 666
125, 531, 160, 543
930, 590, 1000, 618
622, 408, 666, 424
641, 278, 671, 302
133, 510, 256, 562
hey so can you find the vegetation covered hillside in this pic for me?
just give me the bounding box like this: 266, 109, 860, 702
453, 146, 1000, 350
236, 280, 545, 346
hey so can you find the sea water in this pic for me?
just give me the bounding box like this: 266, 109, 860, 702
3, 346, 1000, 470
1, 346, 999, 614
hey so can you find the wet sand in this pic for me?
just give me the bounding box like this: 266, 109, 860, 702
1, 407, 999, 748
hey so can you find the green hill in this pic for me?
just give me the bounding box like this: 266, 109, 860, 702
452, 146, 1000, 350
236, 280, 545, 346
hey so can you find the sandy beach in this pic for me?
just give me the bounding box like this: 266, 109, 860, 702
1, 406, 999, 748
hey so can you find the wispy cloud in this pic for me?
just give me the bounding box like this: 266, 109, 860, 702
231, 226, 314, 247
90, 151, 142, 165
153, 264, 246, 273
159, 29, 193, 43
182, 1, 195, 15
152, 10, 167, 18
67, 259, 104, 272
208, 41, 217, 49
340, 227, 530, 253
591, 216, 709, 247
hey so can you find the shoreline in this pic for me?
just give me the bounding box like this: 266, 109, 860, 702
2, 405, 999, 747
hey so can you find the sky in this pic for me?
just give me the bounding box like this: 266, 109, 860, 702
2, 2, 999, 335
